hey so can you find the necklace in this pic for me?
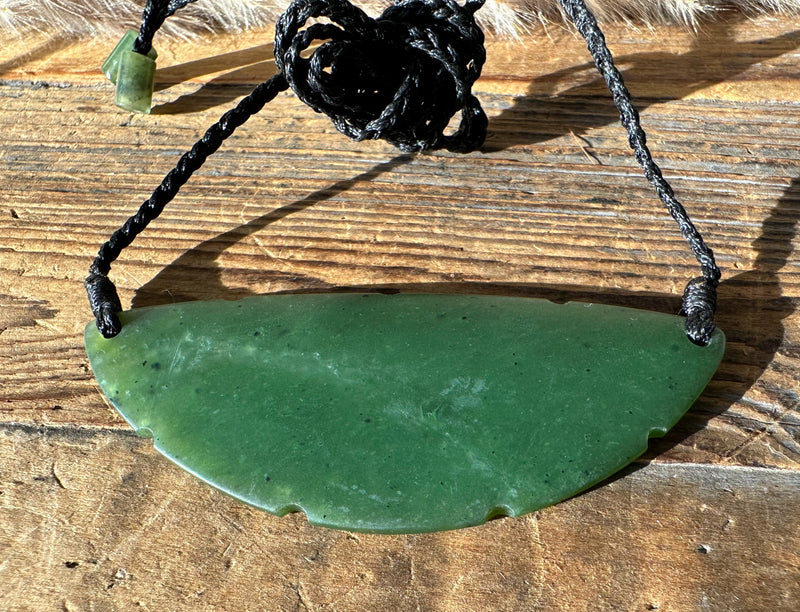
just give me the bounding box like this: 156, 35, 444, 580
85, 0, 725, 533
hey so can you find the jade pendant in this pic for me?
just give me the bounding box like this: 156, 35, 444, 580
85, 294, 724, 533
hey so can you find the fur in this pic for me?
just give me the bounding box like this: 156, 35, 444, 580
1, 0, 799, 41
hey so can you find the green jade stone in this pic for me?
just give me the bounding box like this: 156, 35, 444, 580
101, 30, 158, 113
85, 294, 725, 533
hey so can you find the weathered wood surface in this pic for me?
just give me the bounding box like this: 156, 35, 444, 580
1, 14, 799, 610
2, 426, 799, 611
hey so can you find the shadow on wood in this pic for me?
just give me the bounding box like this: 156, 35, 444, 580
0, 33, 72, 75
131, 154, 414, 307
152, 43, 278, 114
484, 16, 800, 151
648, 175, 800, 460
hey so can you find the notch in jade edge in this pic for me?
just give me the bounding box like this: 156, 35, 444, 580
101, 30, 158, 114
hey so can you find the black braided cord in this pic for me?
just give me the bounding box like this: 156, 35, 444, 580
87, 0, 719, 345
133, 0, 199, 55
559, 0, 720, 344
86, 75, 290, 336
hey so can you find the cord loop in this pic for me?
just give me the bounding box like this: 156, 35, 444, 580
274, 0, 488, 152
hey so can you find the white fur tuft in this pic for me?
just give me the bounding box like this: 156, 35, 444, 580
0, 0, 798, 41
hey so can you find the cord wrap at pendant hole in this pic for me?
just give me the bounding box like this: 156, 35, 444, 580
682, 275, 719, 346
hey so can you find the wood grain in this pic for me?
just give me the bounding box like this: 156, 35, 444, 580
2, 425, 799, 611
1, 14, 799, 610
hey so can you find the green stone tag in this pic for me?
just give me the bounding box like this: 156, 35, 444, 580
101, 30, 158, 113
85, 294, 724, 533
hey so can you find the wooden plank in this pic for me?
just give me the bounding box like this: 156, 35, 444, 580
0, 13, 799, 610
2, 425, 798, 611
2, 18, 799, 100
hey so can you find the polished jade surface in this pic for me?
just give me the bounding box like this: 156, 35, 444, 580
101, 30, 158, 114
85, 294, 725, 533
